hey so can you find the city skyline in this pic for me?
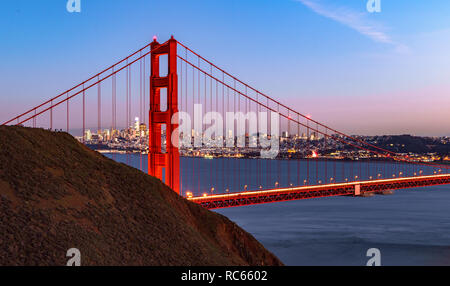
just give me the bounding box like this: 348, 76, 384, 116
80, 114, 449, 166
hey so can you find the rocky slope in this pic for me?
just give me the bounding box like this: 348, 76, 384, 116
0, 126, 282, 266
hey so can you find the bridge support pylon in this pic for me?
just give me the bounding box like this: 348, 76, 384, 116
354, 184, 361, 196
148, 36, 180, 194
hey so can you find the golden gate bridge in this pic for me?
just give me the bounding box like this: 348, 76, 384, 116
3, 36, 449, 209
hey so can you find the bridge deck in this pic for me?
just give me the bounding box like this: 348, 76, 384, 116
188, 174, 450, 209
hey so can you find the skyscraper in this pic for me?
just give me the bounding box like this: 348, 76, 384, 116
134, 117, 140, 132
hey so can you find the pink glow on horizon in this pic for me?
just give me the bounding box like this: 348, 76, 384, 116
289, 85, 450, 136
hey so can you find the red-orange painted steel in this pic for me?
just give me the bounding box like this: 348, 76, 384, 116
189, 174, 450, 209
148, 36, 180, 194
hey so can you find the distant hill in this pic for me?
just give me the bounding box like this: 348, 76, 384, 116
0, 126, 282, 266
372, 135, 449, 154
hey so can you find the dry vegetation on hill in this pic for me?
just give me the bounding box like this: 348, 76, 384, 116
0, 126, 282, 266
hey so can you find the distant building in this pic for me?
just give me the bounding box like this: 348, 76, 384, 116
104, 129, 111, 140
85, 129, 92, 141
139, 123, 147, 137
134, 117, 140, 132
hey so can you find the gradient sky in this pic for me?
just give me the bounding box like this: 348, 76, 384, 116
1, 0, 449, 136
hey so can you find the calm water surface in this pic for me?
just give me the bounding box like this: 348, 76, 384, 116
106, 153, 450, 265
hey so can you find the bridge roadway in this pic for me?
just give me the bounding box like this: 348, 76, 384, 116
188, 174, 450, 209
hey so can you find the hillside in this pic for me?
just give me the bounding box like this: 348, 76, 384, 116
0, 126, 282, 266
373, 135, 449, 155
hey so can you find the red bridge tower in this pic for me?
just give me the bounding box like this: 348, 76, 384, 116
148, 36, 180, 194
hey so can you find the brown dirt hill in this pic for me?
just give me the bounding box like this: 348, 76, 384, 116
0, 126, 282, 266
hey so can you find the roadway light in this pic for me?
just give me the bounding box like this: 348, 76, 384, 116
202, 193, 208, 197
369, 176, 373, 180
259, 186, 263, 189
318, 180, 322, 184
244, 185, 248, 191
225, 188, 229, 193
275, 181, 279, 187
211, 187, 215, 193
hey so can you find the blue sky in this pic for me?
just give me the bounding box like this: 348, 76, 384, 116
1, 0, 449, 135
